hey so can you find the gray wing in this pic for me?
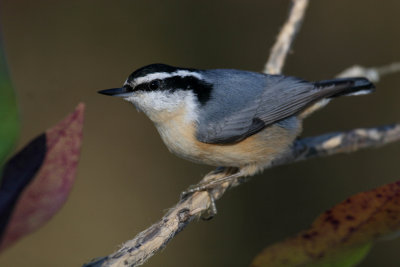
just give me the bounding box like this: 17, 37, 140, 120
196, 72, 347, 144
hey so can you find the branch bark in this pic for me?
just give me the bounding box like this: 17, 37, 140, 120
264, 0, 309, 75
84, 1, 400, 266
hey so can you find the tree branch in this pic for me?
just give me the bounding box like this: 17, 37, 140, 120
85, 123, 400, 267
264, 0, 309, 75
84, 1, 400, 266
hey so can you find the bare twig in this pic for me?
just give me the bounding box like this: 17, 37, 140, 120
338, 63, 400, 82
84, 1, 400, 266
264, 0, 309, 75
270, 124, 400, 167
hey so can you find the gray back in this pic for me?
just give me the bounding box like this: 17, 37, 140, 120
195, 69, 341, 144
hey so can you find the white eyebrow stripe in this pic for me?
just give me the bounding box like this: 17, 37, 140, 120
131, 70, 203, 86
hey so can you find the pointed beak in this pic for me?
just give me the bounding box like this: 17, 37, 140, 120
98, 87, 132, 97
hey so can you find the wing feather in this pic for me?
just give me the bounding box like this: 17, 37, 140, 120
196, 74, 350, 144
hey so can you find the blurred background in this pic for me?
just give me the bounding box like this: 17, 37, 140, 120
0, 0, 400, 266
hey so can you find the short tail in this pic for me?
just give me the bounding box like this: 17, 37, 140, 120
313, 77, 375, 98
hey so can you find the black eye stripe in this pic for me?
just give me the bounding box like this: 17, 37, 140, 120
134, 83, 150, 91
133, 76, 213, 105
164, 76, 213, 105
149, 79, 161, 90
124, 85, 134, 92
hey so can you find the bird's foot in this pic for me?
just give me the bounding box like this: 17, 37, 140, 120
180, 168, 242, 220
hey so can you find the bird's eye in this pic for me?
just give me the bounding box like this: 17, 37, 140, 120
149, 79, 161, 90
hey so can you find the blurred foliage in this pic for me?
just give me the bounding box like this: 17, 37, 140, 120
0, 36, 19, 169
251, 180, 400, 267
0, 104, 84, 252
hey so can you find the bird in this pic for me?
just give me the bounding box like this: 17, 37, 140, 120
99, 63, 374, 192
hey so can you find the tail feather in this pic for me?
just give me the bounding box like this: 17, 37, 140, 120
299, 77, 374, 119
313, 77, 375, 98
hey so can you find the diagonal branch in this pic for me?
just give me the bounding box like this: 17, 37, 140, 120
85, 123, 400, 267
83, 1, 400, 266
264, 0, 309, 75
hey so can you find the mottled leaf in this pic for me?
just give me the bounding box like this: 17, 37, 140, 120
0, 134, 46, 241
0, 34, 19, 167
251, 180, 400, 267
0, 103, 85, 252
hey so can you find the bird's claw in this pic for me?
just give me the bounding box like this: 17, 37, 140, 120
180, 182, 212, 199
180, 186, 218, 220
180, 168, 242, 220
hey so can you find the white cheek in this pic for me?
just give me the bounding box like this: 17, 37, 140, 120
125, 91, 199, 123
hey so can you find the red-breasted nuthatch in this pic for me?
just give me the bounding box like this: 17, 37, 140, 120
99, 64, 374, 190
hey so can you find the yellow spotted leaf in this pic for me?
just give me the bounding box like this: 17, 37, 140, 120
251, 180, 400, 267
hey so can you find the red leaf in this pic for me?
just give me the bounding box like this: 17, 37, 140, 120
0, 103, 85, 251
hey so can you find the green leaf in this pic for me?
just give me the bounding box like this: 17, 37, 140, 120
305, 243, 372, 267
0, 35, 19, 167
251, 180, 400, 267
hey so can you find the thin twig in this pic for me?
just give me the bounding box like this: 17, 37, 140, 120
270, 124, 400, 167
83, 1, 400, 266
264, 0, 309, 75
338, 63, 400, 82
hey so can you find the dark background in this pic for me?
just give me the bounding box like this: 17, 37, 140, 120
1, 0, 400, 266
